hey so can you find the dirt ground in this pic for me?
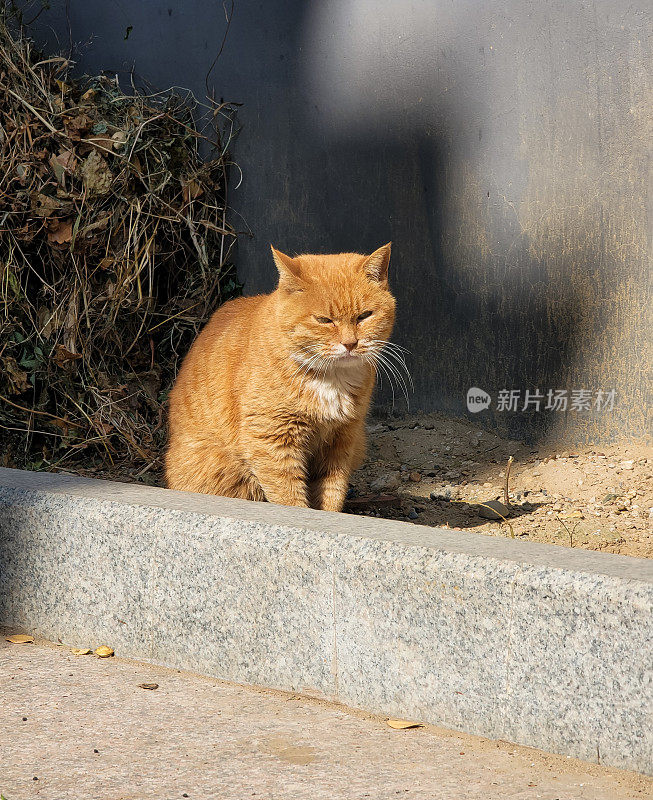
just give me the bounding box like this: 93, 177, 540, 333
346, 412, 652, 559
67, 412, 651, 559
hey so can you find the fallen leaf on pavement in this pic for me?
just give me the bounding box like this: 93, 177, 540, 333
94, 645, 114, 658
71, 648, 92, 656
6, 634, 34, 644
386, 719, 423, 730
138, 683, 159, 690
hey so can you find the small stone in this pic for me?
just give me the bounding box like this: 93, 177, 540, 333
409, 471, 421, 483
559, 510, 584, 520
430, 486, 453, 501
408, 508, 419, 520
370, 472, 401, 492
620, 460, 634, 470
476, 499, 511, 520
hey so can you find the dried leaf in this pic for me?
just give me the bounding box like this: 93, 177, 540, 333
3, 356, 30, 392
138, 683, 159, 690
37, 306, 58, 339
55, 79, 72, 94
81, 150, 112, 195
49, 150, 76, 184
182, 179, 203, 204
71, 647, 92, 656
94, 645, 114, 658
30, 192, 62, 217
111, 130, 127, 150
53, 344, 82, 367
64, 113, 93, 138
6, 634, 34, 644
386, 719, 423, 730
47, 221, 73, 245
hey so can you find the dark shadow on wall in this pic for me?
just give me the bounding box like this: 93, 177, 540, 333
22, 0, 652, 447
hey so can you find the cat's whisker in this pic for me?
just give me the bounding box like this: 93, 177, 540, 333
379, 347, 414, 391
374, 352, 410, 407
297, 351, 331, 393
372, 356, 397, 410
295, 352, 323, 384
367, 339, 414, 393
361, 352, 382, 389
289, 345, 322, 380
372, 338, 411, 355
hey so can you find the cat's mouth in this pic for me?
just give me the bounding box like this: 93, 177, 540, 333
332, 351, 364, 363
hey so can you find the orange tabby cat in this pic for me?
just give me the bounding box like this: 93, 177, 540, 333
165, 243, 395, 510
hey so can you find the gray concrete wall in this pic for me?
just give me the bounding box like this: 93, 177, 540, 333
28, 0, 652, 443
1, 468, 652, 774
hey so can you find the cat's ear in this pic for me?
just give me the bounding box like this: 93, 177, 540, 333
271, 246, 303, 291
362, 242, 392, 283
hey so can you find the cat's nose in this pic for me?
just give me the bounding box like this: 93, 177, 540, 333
343, 340, 358, 352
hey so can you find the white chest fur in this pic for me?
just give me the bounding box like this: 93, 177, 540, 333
306, 366, 364, 421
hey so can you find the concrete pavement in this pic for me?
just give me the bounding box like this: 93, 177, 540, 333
0, 637, 650, 800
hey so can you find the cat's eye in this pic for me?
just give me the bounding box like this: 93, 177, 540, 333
314, 316, 333, 324
357, 310, 373, 322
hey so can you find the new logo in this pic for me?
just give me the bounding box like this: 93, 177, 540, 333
466, 387, 491, 413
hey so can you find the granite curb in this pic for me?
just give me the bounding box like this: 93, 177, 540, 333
0, 467, 651, 774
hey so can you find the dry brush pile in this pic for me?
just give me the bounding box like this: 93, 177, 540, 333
0, 13, 241, 476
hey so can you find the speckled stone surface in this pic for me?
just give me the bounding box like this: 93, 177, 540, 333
0, 467, 651, 775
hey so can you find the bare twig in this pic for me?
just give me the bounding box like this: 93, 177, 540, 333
504, 455, 514, 507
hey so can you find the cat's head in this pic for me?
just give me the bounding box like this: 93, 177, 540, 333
271, 243, 396, 371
